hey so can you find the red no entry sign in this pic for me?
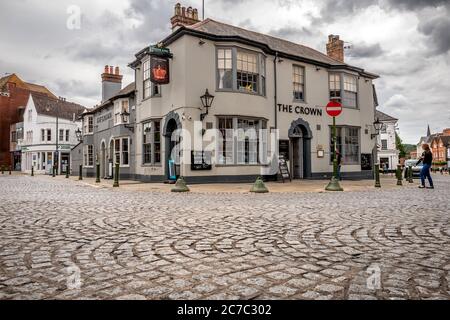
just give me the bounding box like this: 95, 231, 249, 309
326, 101, 342, 117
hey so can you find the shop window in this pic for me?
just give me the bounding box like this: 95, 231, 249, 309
330, 126, 360, 165
218, 117, 268, 165
293, 65, 305, 101
143, 120, 161, 165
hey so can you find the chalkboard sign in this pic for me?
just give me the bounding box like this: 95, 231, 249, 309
279, 140, 290, 160
279, 155, 291, 183
191, 151, 212, 171
361, 153, 372, 171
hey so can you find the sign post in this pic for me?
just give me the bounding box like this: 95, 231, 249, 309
325, 101, 344, 192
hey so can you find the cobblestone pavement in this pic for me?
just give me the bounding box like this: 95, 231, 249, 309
0, 175, 449, 300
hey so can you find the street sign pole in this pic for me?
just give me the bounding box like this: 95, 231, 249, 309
325, 102, 344, 192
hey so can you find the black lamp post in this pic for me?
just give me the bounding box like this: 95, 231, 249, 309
200, 89, 214, 121
371, 118, 383, 139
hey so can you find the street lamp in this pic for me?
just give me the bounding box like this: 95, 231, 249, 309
200, 89, 214, 121
371, 117, 383, 139
75, 128, 83, 142
121, 110, 135, 132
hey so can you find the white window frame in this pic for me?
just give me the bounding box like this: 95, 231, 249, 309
84, 115, 94, 135
113, 137, 130, 167
293, 65, 305, 102
83, 145, 94, 167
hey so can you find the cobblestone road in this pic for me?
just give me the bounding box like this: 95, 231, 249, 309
0, 175, 449, 300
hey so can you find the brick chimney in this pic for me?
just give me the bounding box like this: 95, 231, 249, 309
171, 3, 200, 31
101, 65, 123, 102
326, 35, 344, 63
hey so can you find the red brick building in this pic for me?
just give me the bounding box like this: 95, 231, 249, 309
430, 128, 450, 167
0, 74, 56, 168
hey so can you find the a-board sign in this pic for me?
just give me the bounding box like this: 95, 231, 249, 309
191, 151, 212, 171
279, 155, 291, 183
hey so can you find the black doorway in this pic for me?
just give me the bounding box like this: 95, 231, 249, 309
288, 118, 313, 179
163, 112, 183, 180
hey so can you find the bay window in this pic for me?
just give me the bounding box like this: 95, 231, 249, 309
143, 120, 161, 165
343, 74, 358, 108
143, 60, 161, 99
216, 47, 266, 96
329, 73, 358, 108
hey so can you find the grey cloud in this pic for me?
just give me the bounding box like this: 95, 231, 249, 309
346, 42, 385, 58
418, 14, 450, 54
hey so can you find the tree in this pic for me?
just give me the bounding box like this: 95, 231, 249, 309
395, 133, 407, 158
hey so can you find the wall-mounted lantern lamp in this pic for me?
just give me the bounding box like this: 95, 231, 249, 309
371, 117, 383, 139
121, 111, 135, 132
200, 89, 214, 121
75, 128, 83, 142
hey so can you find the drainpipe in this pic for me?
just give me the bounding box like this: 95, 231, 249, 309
273, 52, 279, 130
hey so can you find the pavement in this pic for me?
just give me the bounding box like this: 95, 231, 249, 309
0, 173, 449, 300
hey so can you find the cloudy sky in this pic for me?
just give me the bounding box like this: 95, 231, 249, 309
1, 0, 449, 143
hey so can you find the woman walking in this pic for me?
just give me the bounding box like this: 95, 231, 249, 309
418, 144, 434, 189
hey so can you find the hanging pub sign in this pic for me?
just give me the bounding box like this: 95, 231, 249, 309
149, 44, 172, 85
150, 56, 170, 85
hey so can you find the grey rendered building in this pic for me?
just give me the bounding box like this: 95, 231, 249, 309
71, 66, 136, 179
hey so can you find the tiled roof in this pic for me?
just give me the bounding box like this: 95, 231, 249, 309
440, 135, 450, 146
186, 19, 344, 66
31, 92, 86, 121
0, 73, 57, 98
376, 110, 398, 122
86, 82, 135, 114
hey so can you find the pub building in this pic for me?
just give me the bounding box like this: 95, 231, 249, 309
123, 3, 380, 184
71, 66, 136, 179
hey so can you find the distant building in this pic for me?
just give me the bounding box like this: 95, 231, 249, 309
0, 73, 56, 169
71, 66, 136, 179
19, 93, 86, 174
416, 127, 450, 168
376, 110, 399, 171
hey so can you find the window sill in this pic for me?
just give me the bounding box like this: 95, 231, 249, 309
216, 89, 266, 98
293, 99, 306, 104
142, 164, 162, 167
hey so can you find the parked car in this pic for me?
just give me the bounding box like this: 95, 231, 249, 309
404, 159, 423, 178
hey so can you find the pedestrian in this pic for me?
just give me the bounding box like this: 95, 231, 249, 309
417, 144, 434, 189
336, 149, 342, 181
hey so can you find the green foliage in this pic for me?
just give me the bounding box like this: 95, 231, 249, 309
395, 133, 407, 158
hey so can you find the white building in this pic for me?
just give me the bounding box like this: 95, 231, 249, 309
125, 4, 380, 183
20, 93, 85, 174
376, 110, 399, 171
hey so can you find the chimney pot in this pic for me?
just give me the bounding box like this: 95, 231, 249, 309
109, 66, 114, 74
171, 3, 201, 31
115, 66, 120, 75
104, 65, 109, 73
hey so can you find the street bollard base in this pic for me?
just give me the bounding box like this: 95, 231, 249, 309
171, 177, 190, 193
325, 177, 344, 192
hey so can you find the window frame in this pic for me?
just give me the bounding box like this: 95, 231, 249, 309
292, 64, 306, 102
329, 72, 359, 109
47, 129, 52, 142
217, 116, 268, 166
83, 145, 94, 167
216, 46, 267, 97
329, 125, 361, 165
142, 120, 162, 166
84, 115, 94, 135
143, 59, 161, 100
113, 137, 131, 167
